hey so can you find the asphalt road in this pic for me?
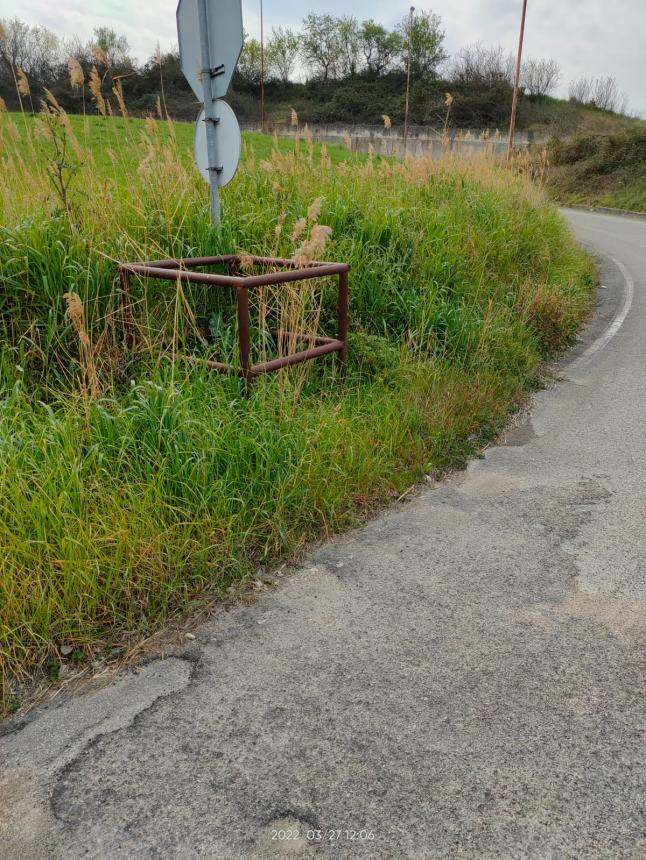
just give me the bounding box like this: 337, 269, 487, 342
1, 209, 645, 860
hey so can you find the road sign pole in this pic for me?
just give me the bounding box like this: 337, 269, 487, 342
197, 0, 221, 224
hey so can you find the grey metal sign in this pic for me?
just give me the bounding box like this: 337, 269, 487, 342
176, 0, 243, 101
194, 102, 241, 187
177, 0, 243, 224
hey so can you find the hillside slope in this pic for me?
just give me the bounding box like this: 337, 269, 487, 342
544, 130, 646, 212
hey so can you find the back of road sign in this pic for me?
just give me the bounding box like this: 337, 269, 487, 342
176, 0, 243, 101
194, 102, 241, 187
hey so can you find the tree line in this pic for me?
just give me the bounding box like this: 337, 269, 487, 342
0, 13, 628, 127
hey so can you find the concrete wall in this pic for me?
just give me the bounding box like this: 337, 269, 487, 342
240, 122, 548, 159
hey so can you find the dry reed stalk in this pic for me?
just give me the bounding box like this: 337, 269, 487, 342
273, 211, 286, 254
42, 89, 84, 157
63, 292, 101, 398
382, 114, 392, 129
320, 143, 331, 170
144, 115, 157, 137
290, 107, 298, 127
238, 252, 255, 271
307, 197, 322, 223
112, 80, 129, 118
92, 46, 109, 67
16, 66, 30, 96
89, 66, 106, 116
68, 58, 84, 88
0, 96, 6, 113
291, 217, 307, 244
365, 143, 375, 175
294, 224, 332, 268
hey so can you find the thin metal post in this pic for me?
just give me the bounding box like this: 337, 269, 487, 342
198, 0, 221, 224
236, 287, 252, 382
260, 0, 265, 132
337, 270, 349, 367
507, 0, 528, 161
403, 6, 415, 154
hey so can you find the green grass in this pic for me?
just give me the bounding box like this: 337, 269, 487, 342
542, 130, 646, 212
0, 108, 594, 713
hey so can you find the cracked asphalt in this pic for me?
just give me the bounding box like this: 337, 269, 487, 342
1, 209, 645, 859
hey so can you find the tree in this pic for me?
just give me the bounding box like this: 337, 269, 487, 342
266, 26, 299, 84
0, 17, 61, 83
521, 58, 560, 99
300, 14, 343, 81
92, 27, 130, 69
359, 20, 402, 77
337, 17, 361, 78
591, 76, 620, 111
569, 76, 592, 104
568, 75, 623, 113
237, 34, 263, 86
396, 10, 447, 80
450, 43, 513, 87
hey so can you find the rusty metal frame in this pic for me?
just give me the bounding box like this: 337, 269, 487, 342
117, 254, 349, 382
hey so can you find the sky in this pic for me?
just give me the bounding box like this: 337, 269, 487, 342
6, 0, 646, 117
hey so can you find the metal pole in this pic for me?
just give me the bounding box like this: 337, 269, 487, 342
198, 0, 221, 224
403, 6, 415, 154
507, 0, 528, 161
236, 287, 252, 383
260, 0, 265, 132
337, 269, 349, 368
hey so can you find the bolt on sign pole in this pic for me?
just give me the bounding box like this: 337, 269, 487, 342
197, 0, 222, 223
507, 0, 528, 161
403, 5, 415, 151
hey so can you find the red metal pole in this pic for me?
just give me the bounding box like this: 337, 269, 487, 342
337, 269, 349, 367
507, 0, 528, 161
404, 6, 415, 152
236, 286, 252, 383
260, 0, 265, 132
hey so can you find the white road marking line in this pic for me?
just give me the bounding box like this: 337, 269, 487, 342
571, 255, 634, 366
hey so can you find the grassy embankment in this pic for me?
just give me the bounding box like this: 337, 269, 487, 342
542, 129, 646, 212
0, 106, 593, 713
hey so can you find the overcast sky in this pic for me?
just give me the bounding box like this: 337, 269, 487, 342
7, 0, 646, 117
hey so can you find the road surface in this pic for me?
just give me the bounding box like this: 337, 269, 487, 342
1, 209, 644, 859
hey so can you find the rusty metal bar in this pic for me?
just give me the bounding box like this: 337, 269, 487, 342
250, 340, 343, 375
139, 254, 347, 272
122, 261, 348, 290
337, 269, 349, 367
236, 287, 252, 383
507, 0, 528, 161
121, 264, 243, 288
117, 254, 350, 388
236, 264, 347, 288
142, 255, 237, 269
270, 330, 337, 347
182, 355, 241, 375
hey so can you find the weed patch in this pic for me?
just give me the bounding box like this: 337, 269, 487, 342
0, 109, 593, 712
